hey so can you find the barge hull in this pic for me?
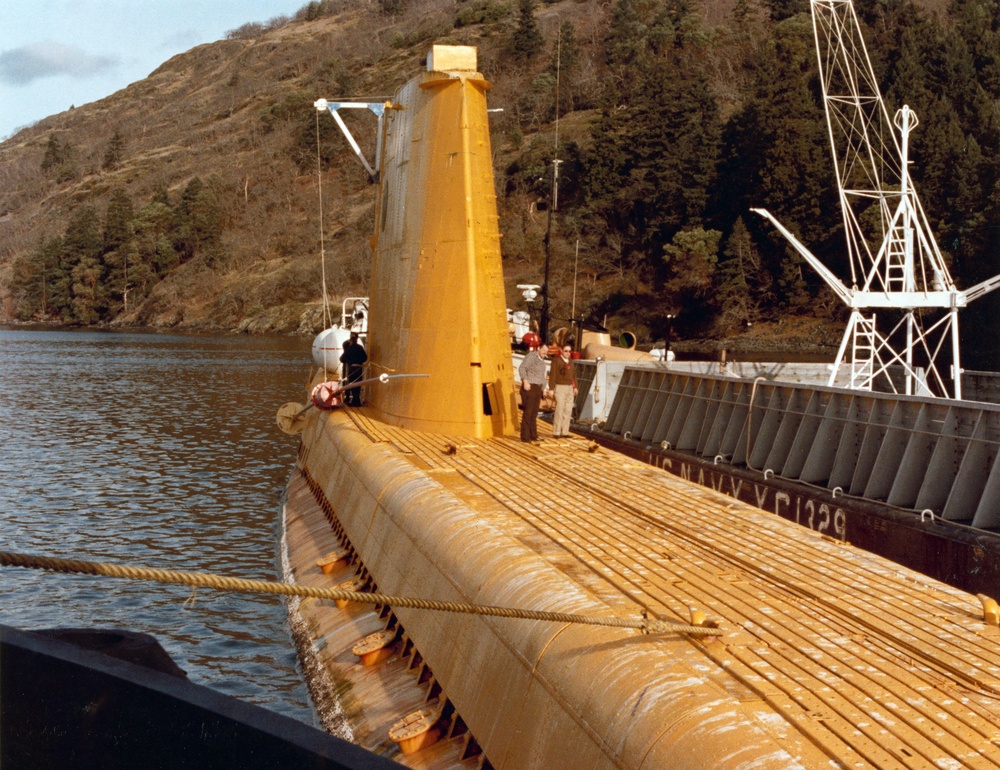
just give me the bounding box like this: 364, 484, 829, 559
571, 361, 1000, 597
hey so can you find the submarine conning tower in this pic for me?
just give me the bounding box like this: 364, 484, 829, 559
364, 45, 516, 439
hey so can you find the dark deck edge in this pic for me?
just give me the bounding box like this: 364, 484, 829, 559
0, 624, 402, 770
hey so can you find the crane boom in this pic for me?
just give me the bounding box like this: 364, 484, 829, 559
752, 0, 998, 399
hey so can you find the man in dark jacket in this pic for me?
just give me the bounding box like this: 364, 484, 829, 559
340, 332, 368, 406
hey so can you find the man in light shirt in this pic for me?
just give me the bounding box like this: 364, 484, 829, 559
518, 340, 549, 442
548, 344, 577, 438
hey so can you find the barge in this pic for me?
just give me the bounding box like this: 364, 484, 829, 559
570, 360, 1000, 597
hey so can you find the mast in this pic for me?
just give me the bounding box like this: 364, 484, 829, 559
540, 31, 563, 344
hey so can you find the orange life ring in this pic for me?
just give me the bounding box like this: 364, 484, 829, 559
310, 380, 343, 410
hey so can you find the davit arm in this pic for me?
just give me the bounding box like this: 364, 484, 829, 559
751, 208, 853, 306
961, 272, 1000, 303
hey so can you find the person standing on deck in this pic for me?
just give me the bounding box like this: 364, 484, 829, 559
518, 337, 549, 442
549, 343, 577, 438
340, 332, 368, 406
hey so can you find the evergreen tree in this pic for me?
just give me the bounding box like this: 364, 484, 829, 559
10, 236, 60, 320
104, 189, 135, 253
136, 200, 179, 278
550, 22, 581, 76
519, 72, 558, 128
761, 0, 809, 22
102, 129, 126, 170
510, 0, 544, 62
56, 206, 103, 322
580, 107, 631, 219
103, 189, 137, 315
585, 8, 721, 265
661, 227, 722, 328
548, 22, 582, 114
191, 177, 225, 263
662, 227, 721, 294
48, 238, 74, 319
9, 248, 40, 320
715, 13, 835, 310
777, 253, 811, 312
879, 15, 998, 287
40, 135, 78, 182
40, 135, 64, 172
628, 66, 722, 244
603, 0, 652, 104
882, 14, 935, 116
71, 252, 107, 324
580, 0, 723, 318
952, 0, 1000, 101
717, 217, 771, 329
34, 237, 63, 319
174, 177, 224, 264
605, 0, 647, 69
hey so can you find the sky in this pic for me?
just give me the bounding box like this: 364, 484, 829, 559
0, 0, 302, 141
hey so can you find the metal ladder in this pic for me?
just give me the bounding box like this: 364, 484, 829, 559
884, 225, 908, 292
850, 314, 877, 390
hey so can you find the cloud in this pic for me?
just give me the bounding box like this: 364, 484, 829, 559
0, 42, 118, 86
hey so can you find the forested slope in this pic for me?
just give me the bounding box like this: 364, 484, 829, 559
2, 0, 999, 363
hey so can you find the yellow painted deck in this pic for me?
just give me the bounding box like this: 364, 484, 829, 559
283, 407, 1000, 770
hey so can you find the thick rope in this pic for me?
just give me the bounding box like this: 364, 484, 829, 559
0, 550, 718, 637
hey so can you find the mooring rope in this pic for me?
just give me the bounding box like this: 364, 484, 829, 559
0, 550, 718, 637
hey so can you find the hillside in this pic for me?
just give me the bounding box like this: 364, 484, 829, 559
1, 0, 630, 337
1, 0, 999, 363
0, 4, 439, 333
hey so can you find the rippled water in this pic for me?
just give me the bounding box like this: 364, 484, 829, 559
0, 327, 316, 724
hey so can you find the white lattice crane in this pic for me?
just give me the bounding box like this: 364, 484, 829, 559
753, 0, 1000, 399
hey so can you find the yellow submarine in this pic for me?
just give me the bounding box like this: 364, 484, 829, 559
280, 45, 1000, 769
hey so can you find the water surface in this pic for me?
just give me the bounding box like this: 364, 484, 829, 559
0, 327, 316, 723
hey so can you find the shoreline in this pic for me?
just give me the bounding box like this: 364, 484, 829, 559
0, 316, 844, 354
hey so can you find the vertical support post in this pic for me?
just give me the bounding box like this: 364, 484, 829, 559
906, 312, 914, 396
952, 308, 963, 400
540, 158, 562, 344
460, 81, 483, 417
899, 106, 915, 397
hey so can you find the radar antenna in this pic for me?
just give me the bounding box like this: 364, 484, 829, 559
753, 0, 1000, 399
